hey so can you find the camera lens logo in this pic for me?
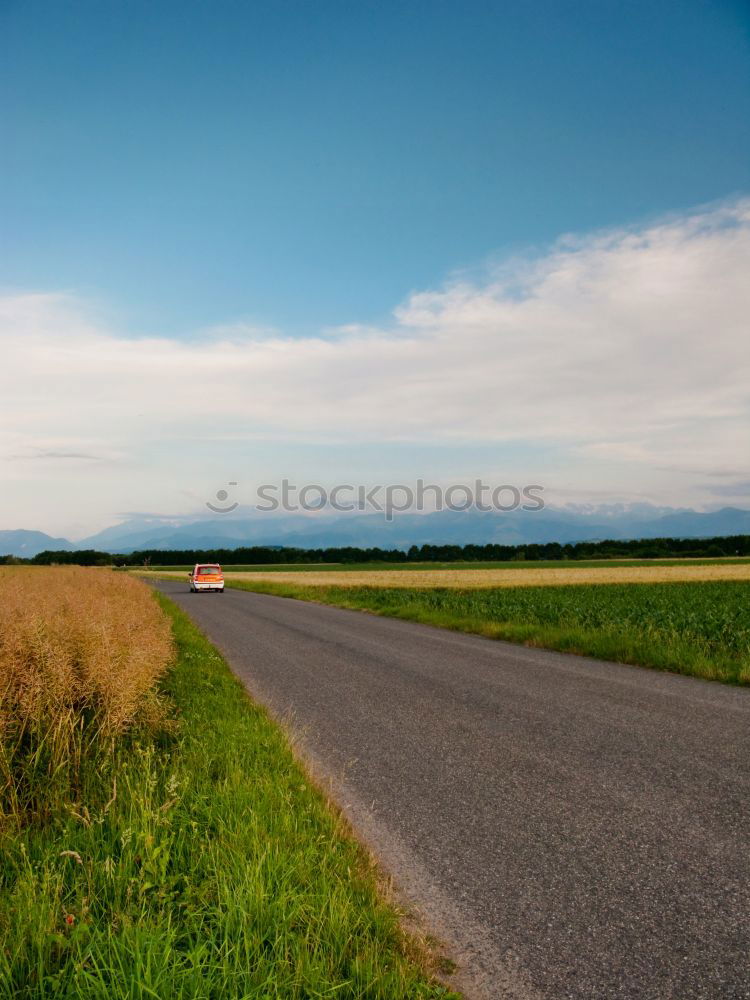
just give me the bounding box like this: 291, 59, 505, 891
206, 482, 239, 513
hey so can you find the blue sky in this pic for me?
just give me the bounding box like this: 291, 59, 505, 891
3, 0, 749, 335
2, 1, 749, 535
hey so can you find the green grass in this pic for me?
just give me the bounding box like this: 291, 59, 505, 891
143, 557, 750, 573
225, 579, 750, 686
0, 597, 457, 999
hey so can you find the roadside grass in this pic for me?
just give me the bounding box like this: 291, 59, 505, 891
223, 579, 750, 686
0, 594, 457, 999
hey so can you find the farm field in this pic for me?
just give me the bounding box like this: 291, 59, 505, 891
144, 560, 750, 589
0, 568, 454, 999
214, 575, 750, 686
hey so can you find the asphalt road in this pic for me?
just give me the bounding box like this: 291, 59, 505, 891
153, 580, 750, 1000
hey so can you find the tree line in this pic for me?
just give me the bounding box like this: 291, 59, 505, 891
4, 534, 749, 567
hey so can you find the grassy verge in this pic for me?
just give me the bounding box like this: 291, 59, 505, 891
0, 595, 457, 999
224, 579, 750, 685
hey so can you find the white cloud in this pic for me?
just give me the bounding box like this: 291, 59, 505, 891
2, 198, 749, 531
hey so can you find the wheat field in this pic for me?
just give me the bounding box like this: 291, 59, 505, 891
149, 562, 750, 589
0, 566, 173, 821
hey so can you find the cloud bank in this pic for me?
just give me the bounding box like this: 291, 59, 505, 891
2, 199, 749, 530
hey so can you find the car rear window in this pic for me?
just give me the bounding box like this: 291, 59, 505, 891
197, 565, 221, 574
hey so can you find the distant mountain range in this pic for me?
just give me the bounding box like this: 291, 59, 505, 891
2, 505, 750, 557
0, 529, 77, 558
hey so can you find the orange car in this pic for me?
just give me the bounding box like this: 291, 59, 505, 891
188, 563, 225, 593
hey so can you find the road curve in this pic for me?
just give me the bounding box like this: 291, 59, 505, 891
151, 580, 750, 1000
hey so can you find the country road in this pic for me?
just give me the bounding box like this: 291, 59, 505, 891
152, 580, 750, 1000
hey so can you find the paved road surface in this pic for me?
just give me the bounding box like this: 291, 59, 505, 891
152, 580, 750, 999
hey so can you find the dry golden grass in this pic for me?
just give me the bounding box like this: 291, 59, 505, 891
148, 563, 750, 589
0, 567, 173, 821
